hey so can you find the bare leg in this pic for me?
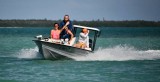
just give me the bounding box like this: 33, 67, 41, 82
81, 44, 87, 49
74, 43, 81, 48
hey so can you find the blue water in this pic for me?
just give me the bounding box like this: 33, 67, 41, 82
0, 27, 160, 82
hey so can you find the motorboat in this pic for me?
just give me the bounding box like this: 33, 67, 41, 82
33, 25, 101, 60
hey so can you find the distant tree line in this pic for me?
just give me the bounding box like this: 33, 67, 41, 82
0, 19, 56, 27
0, 19, 160, 27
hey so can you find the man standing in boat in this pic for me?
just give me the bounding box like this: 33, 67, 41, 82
59, 15, 74, 39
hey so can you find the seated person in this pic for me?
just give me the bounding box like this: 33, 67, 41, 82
51, 23, 61, 40
60, 22, 74, 44
60, 15, 74, 34
74, 28, 89, 49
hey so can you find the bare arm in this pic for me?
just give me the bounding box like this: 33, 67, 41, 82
60, 25, 67, 33
67, 30, 74, 44
50, 30, 53, 39
80, 32, 88, 38
60, 22, 70, 33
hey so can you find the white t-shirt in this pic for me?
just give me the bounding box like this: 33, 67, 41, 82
78, 32, 89, 48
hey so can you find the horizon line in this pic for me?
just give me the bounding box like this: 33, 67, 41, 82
0, 19, 159, 22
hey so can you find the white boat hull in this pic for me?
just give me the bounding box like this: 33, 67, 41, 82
33, 40, 92, 60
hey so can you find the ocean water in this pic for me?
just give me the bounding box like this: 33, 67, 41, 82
0, 27, 160, 82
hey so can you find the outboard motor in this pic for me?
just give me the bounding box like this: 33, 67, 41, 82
35, 35, 42, 40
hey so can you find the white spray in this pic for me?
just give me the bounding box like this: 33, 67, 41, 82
72, 45, 160, 61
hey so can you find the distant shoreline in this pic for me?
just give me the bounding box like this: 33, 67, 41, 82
0, 19, 160, 27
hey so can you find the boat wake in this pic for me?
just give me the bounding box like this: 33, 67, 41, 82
16, 47, 42, 59
72, 45, 160, 61
15, 46, 160, 61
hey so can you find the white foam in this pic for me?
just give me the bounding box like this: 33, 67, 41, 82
15, 46, 160, 61
16, 47, 41, 59
73, 45, 160, 61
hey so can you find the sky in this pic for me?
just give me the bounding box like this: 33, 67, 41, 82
0, 0, 160, 21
